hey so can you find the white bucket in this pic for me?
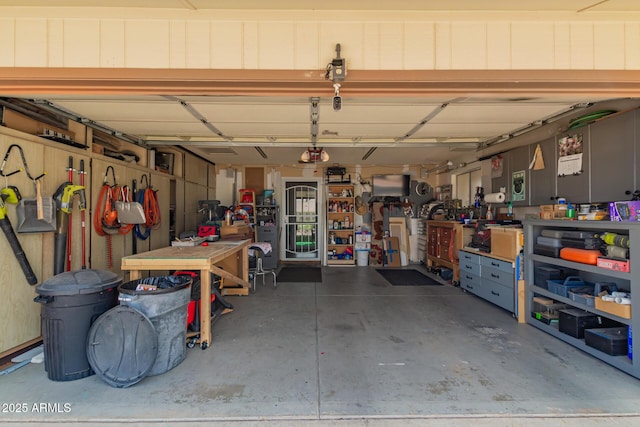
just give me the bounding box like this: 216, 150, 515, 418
356, 249, 369, 266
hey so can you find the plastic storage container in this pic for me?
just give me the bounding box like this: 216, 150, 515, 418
558, 308, 615, 338
117, 276, 191, 376
356, 249, 369, 266
534, 266, 561, 289
585, 327, 629, 356
34, 269, 121, 381
547, 276, 593, 298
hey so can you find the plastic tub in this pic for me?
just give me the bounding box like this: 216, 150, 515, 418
34, 269, 121, 381
547, 276, 593, 298
117, 276, 191, 376
356, 249, 369, 266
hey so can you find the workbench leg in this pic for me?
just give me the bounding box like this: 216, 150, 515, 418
129, 270, 141, 281
240, 246, 249, 283
199, 268, 211, 350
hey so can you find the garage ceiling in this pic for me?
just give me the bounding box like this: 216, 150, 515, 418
2, 1, 640, 167
22, 94, 618, 167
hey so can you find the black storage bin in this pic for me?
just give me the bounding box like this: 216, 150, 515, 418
534, 266, 561, 289
534, 244, 562, 258
534, 266, 577, 289
558, 309, 618, 338
34, 269, 121, 381
585, 327, 629, 356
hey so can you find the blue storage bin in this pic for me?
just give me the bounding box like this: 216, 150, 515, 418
547, 276, 593, 298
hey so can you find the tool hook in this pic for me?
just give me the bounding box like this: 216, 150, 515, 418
104, 165, 117, 187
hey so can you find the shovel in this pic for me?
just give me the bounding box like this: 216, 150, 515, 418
0, 196, 37, 285
17, 179, 56, 233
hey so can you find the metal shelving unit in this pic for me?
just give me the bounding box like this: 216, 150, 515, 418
523, 219, 640, 379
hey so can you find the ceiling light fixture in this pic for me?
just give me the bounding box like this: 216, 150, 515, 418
301, 146, 329, 163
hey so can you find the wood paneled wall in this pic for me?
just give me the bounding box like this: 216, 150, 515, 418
0, 9, 639, 70
0, 126, 215, 354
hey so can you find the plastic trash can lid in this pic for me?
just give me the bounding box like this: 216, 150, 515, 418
36, 269, 121, 296
86, 306, 158, 388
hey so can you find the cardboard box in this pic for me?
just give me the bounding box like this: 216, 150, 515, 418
609, 201, 640, 222
220, 224, 252, 238
539, 204, 567, 219
597, 257, 630, 273
490, 227, 523, 261
594, 298, 631, 319
383, 237, 401, 267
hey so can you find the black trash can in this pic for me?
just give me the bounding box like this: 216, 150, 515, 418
34, 269, 121, 381
116, 275, 191, 376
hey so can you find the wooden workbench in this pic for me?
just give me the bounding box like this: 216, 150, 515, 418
120, 239, 251, 350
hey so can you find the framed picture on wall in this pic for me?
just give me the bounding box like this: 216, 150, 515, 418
512, 170, 525, 202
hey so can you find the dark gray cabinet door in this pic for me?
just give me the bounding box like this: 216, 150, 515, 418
530, 136, 557, 205
635, 110, 640, 195
590, 111, 635, 203
556, 128, 590, 204
491, 151, 510, 195
509, 145, 530, 207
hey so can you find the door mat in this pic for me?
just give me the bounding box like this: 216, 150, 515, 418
376, 269, 443, 286
277, 267, 322, 283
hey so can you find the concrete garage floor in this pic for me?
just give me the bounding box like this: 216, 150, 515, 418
2, 264, 640, 427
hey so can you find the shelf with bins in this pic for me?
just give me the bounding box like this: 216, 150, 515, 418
237, 189, 258, 241
326, 184, 355, 265
523, 219, 639, 378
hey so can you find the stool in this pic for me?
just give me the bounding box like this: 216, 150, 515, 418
249, 244, 276, 292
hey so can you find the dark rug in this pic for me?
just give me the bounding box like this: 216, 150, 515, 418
277, 267, 322, 283
376, 269, 443, 286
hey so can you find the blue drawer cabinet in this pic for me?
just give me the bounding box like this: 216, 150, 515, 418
484, 280, 514, 312
460, 258, 481, 277
481, 256, 512, 274
460, 271, 482, 294
482, 266, 513, 289
459, 249, 515, 314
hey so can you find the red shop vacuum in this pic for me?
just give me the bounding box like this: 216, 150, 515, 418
173, 271, 234, 348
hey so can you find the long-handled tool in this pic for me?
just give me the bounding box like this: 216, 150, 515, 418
79, 160, 87, 269
66, 156, 74, 271
0, 194, 37, 285
132, 178, 138, 255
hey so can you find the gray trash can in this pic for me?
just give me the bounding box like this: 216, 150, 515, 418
34, 269, 121, 381
117, 276, 191, 376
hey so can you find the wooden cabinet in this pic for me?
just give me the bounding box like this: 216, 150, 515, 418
426, 220, 465, 282
326, 184, 355, 266
524, 219, 640, 379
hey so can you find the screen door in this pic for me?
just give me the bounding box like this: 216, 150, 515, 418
283, 180, 320, 261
